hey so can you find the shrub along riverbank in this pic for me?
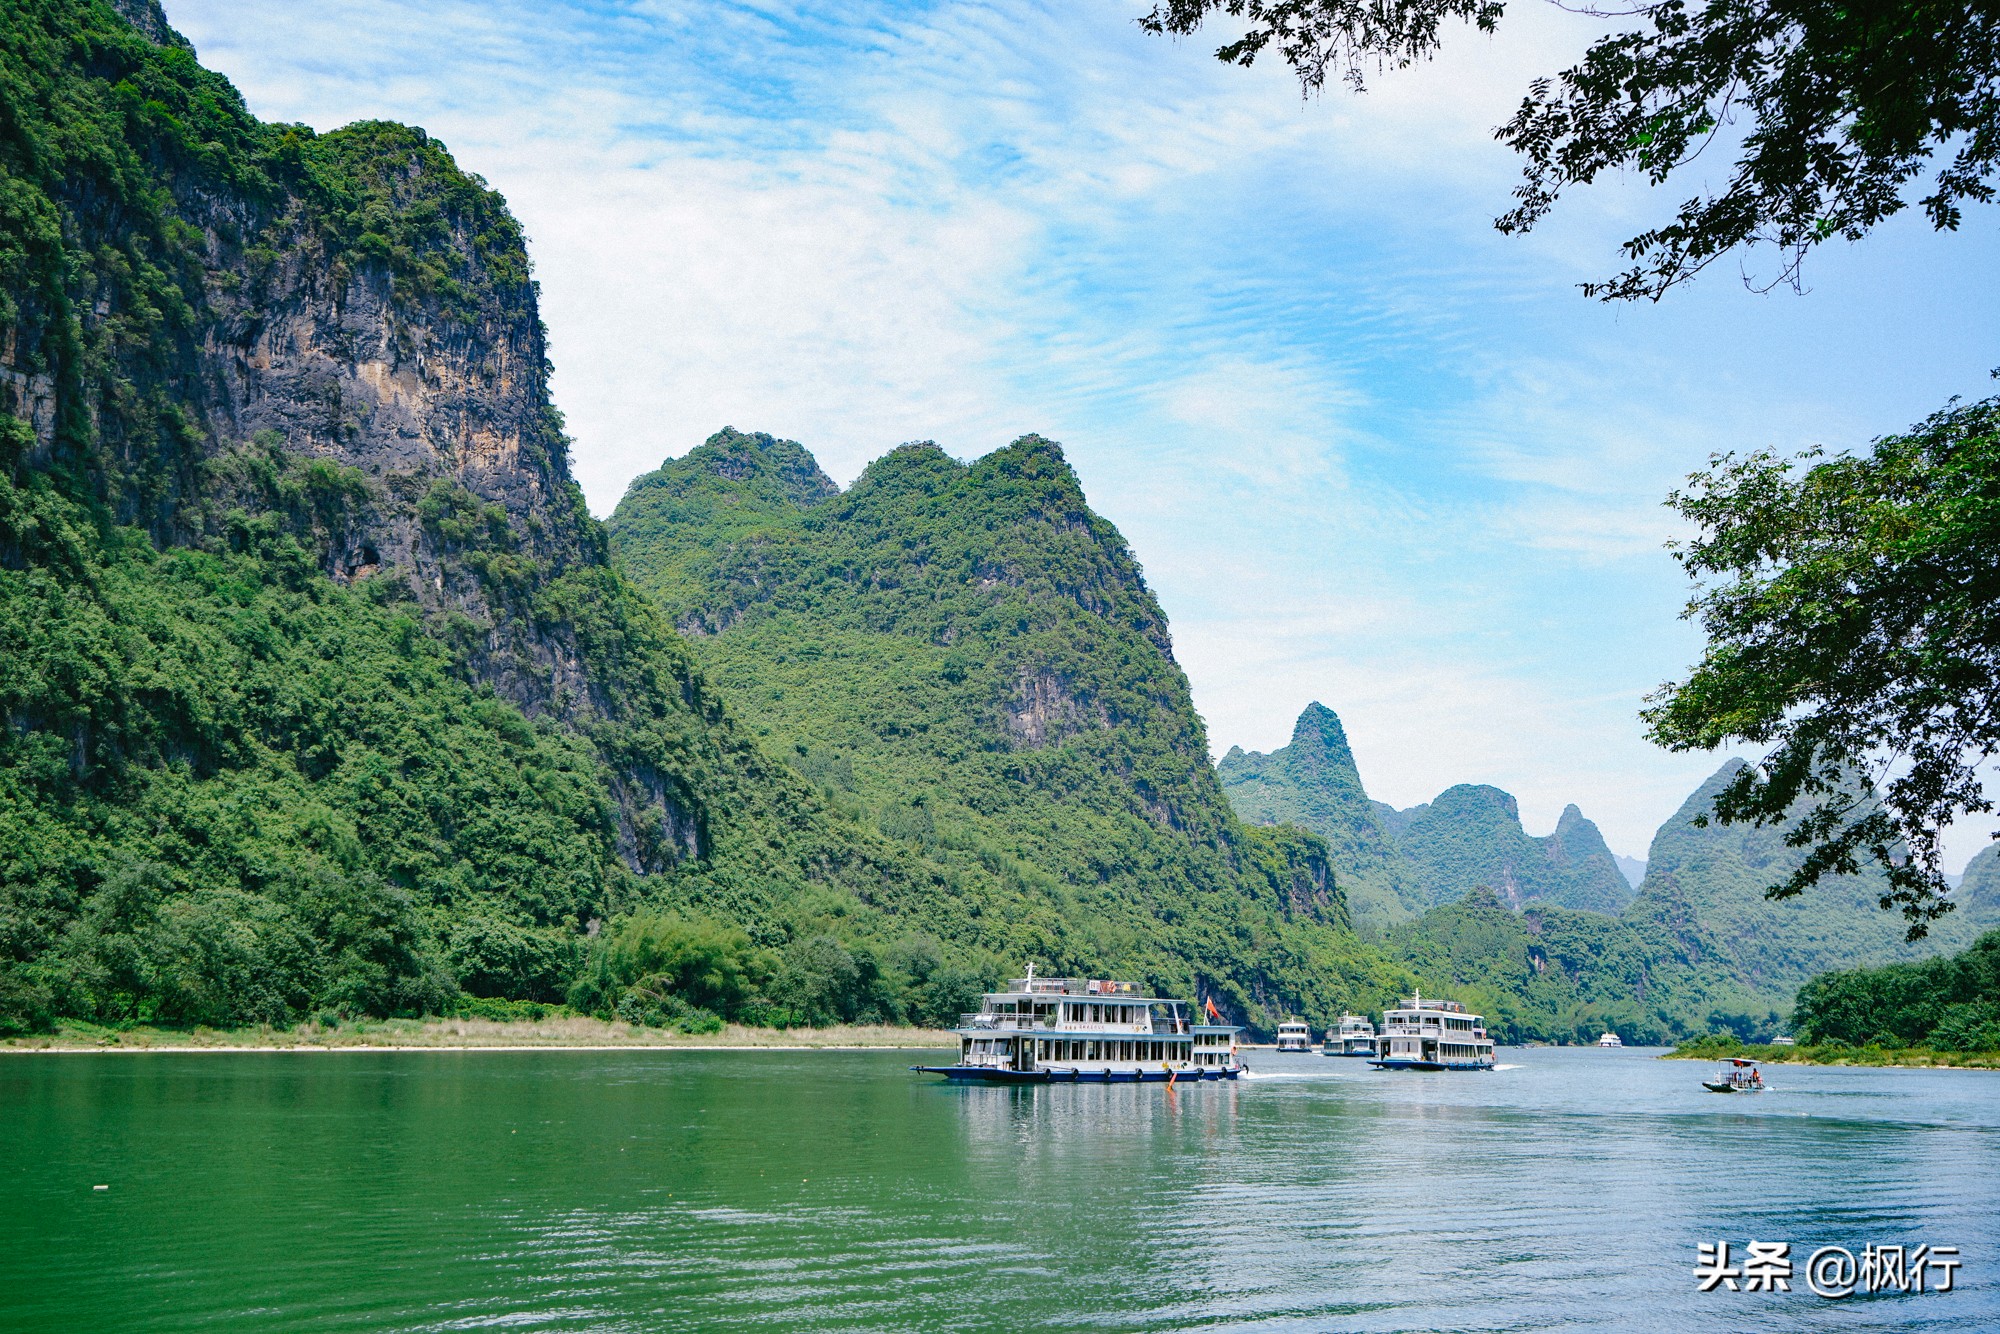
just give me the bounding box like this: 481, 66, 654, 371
0, 1009, 954, 1052
1664, 1033, 2000, 1069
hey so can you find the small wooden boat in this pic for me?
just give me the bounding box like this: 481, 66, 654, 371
1702, 1057, 1766, 1093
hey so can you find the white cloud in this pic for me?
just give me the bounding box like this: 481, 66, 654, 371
164, 0, 2000, 871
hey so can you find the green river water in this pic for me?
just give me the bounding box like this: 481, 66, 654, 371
1, 1046, 1993, 1331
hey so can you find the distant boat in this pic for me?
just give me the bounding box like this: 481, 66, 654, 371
1323, 1013, 1377, 1057
1702, 1058, 1766, 1093
1274, 1021, 1313, 1053
1370, 992, 1496, 1071
1597, 1032, 1623, 1048
1770, 1036, 1796, 1046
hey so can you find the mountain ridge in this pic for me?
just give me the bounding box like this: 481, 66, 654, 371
1219, 704, 1634, 923
607, 430, 1406, 1024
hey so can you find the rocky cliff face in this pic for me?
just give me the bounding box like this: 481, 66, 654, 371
0, 3, 734, 861
9, 8, 597, 716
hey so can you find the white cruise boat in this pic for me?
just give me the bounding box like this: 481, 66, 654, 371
1596, 1031, 1623, 1047
1323, 1014, 1378, 1057
913, 968, 1244, 1083
1274, 1020, 1313, 1053
1370, 992, 1496, 1071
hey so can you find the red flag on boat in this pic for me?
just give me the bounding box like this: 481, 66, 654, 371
1204, 997, 1223, 1022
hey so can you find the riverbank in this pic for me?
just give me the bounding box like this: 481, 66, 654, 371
1665, 1035, 2000, 1069
0, 1016, 956, 1053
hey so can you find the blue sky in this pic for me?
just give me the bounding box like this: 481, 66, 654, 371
167, 0, 2000, 863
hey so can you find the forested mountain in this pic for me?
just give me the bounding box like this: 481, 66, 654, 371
1396, 789, 1633, 914
1214, 704, 1423, 929
0, 0, 1032, 1034
608, 429, 1405, 1024
1219, 704, 1633, 921
1221, 704, 2000, 1039
1626, 761, 2000, 989
9, 0, 1986, 1046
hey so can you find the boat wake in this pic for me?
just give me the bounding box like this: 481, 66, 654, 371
1493, 1063, 1523, 1071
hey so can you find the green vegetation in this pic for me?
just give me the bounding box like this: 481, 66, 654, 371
1143, 0, 2000, 302
1646, 399, 2000, 936
0, 0, 548, 525
1216, 704, 1424, 930
1220, 704, 1632, 924
1223, 703, 2000, 1041
1380, 889, 1777, 1045
1666, 1034, 2000, 1071
1790, 929, 2000, 1052
0, 0, 1030, 1038
0, 433, 597, 1030
1396, 788, 1632, 915
609, 429, 1411, 1028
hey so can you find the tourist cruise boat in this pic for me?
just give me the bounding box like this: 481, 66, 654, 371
1323, 1014, 1378, 1057
1274, 1020, 1313, 1052
1597, 1031, 1623, 1048
913, 968, 1244, 1083
1369, 992, 1496, 1071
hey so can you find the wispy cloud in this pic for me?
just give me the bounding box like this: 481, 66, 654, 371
166, 0, 2000, 863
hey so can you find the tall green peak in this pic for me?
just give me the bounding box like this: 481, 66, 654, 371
1630, 759, 1997, 992
1217, 703, 1423, 932
0, 0, 1010, 1036
610, 430, 1394, 1025
1221, 710, 1634, 924
1398, 784, 1633, 914
678, 428, 840, 507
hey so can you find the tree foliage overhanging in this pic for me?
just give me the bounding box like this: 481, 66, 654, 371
1140, 0, 2000, 300
1644, 397, 2000, 935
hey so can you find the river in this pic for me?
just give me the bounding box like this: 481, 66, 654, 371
1, 1045, 1993, 1331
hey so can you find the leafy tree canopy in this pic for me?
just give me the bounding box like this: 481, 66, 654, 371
1644, 397, 2000, 935
1140, 0, 2000, 299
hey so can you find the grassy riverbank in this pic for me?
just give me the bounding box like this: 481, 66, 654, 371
0, 1015, 955, 1053
1665, 1034, 2000, 1069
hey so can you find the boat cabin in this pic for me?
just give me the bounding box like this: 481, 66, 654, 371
1372, 992, 1496, 1071
918, 968, 1245, 1083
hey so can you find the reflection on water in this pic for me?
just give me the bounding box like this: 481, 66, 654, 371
0, 1047, 1993, 1332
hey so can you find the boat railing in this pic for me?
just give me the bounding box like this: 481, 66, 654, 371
959, 1014, 1193, 1035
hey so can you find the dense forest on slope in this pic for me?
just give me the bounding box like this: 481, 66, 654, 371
12, 0, 1986, 1046
608, 429, 1408, 1026
0, 0, 1030, 1035
1628, 760, 2000, 990
1224, 703, 2000, 1038
1214, 704, 1424, 930
1380, 890, 1776, 1044
1792, 930, 2000, 1051
1220, 704, 1633, 925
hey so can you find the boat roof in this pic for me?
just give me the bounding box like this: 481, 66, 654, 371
1388, 992, 1469, 1013
1001, 976, 1157, 998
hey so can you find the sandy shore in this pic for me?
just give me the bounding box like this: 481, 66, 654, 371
0, 1016, 956, 1054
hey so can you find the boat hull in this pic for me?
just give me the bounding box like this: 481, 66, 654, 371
1369, 1057, 1494, 1072
912, 1065, 1239, 1084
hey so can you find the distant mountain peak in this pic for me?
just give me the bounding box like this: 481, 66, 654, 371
678, 427, 839, 507
1217, 702, 1424, 930
1430, 783, 1522, 824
